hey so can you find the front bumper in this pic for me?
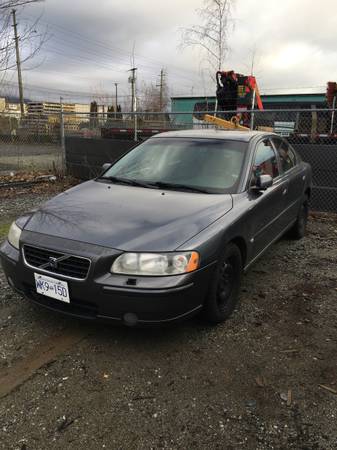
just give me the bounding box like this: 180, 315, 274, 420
0, 234, 214, 326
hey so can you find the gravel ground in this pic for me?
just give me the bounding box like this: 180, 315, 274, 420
0, 184, 337, 450
0, 192, 51, 225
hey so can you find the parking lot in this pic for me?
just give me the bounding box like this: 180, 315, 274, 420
1, 182, 337, 449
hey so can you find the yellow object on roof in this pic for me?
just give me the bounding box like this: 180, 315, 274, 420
203, 114, 249, 131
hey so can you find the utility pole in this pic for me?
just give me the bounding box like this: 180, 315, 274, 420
157, 68, 165, 112
12, 9, 24, 116
60, 96, 65, 171
129, 67, 137, 113
114, 82, 118, 118
128, 67, 137, 141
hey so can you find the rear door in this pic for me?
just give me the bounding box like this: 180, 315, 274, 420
271, 137, 306, 225
246, 137, 289, 259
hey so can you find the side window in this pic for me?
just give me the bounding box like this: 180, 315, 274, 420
251, 139, 280, 185
273, 138, 296, 173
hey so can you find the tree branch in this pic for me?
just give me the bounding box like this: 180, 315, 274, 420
0, 0, 42, 10
0, 2, 47, 75
180, 0, 235, 71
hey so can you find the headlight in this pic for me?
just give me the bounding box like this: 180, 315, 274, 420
8, 221, 22, 249
111, 251, 200, 276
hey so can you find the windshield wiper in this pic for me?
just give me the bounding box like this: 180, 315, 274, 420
97, 176, 157, 189
97, 177, 210, 193
149, 181, 210, 194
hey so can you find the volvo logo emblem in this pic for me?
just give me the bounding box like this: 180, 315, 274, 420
49, 256, 58, 269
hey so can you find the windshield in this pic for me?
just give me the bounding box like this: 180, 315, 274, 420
101, 137, 247, 193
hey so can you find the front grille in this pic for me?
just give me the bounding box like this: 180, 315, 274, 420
23, 245, 90, 280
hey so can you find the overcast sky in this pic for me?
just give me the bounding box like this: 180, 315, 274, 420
3, 0, 337, 103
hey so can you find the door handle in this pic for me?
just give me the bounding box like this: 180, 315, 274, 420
282, 188, 288, 195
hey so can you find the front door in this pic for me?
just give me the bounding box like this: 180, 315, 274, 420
246, 138, 289, 259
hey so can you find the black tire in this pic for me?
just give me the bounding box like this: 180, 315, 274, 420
203, 243, 242, 324
288, 195, 309, 239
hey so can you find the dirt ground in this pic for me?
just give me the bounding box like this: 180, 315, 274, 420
0, 181, 337, 450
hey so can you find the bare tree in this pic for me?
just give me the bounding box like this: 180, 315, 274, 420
0, 0, 45, 75
181, 0, 235, 72
0, 0, 42, 8
90, 82, 111, 110
140, 77, 169, 114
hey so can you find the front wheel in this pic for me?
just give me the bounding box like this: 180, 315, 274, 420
203, 243, 242, 324
288, 195, 309, 239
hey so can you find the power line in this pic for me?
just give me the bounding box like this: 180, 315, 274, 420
0, 80, 148, 99
18, 12, 329, 105
43, 17, 198, 77
2, 78, 324, 102
23, 13, 203, 84
6, 13, 327, 103
39, 41, 202, 92
11, 13, 207, 99
43, 39, 200, 85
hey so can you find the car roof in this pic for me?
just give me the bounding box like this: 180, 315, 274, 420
150, 129, 274, 142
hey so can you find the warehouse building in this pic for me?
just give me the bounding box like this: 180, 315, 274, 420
171, 93, 327, 125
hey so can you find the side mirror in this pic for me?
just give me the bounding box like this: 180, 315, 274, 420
101, 163, 112, 172
252, 174, 273, 191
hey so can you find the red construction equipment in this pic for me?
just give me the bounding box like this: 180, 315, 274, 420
200, 70, 264, 130
215, 70, 263, 112
326, 81, 337, 108
193, 70, 264, 130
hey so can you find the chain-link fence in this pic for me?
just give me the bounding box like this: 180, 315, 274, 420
1, 109, 337, 212
60, 108, 337, 139
0, 112, 63, 173
2, 108, 336, 146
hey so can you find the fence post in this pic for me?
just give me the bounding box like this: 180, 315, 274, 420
250, 89, 256, 130
311, 105, 317, 142
134, 112, 138, 142
330, 98, 336, 134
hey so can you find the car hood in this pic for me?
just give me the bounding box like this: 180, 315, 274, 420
24, 180, 233, 251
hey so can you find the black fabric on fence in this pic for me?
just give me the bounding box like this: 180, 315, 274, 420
65, 137, 136, 180
293, 144, 337, 213
65, 137, 337, 213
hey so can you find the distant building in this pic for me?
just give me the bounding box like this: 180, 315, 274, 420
0, 97, 5, 112
27, 101, 91, 120
27, 101, 91, 132
74, 103, 90, 114
27, 101, 75, 116
0, 97, 27, 117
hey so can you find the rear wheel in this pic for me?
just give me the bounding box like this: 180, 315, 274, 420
203, 243, 242, 324
288, 195, 309, 239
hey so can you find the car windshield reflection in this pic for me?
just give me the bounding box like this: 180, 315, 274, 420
100, 138, 247, 194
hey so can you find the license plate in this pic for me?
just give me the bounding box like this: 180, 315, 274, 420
34, 273, 70, 303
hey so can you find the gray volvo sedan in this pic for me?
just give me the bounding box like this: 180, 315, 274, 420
0, 130, 312, 326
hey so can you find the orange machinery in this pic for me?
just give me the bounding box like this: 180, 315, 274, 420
196, 70, 264, 130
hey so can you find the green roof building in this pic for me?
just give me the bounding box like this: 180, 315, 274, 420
171, 93, 326, 125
